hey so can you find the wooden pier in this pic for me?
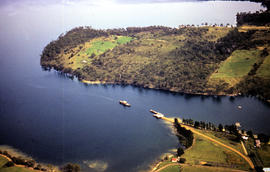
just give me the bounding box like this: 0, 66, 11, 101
150, 109, 164, 119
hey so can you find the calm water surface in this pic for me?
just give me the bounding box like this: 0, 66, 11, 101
0, 1, 269, 171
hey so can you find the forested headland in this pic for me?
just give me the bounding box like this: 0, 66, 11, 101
41, 15, 270, 102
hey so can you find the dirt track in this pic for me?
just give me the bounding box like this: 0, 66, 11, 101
161, 117, 255, 169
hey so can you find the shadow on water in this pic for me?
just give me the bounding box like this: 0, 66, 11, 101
211, 96, 222, 104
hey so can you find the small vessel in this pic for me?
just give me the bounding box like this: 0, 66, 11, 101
119, 100, 131, 107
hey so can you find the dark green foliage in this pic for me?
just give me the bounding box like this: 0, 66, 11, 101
194, 121, 200, 128
179, 158, 186, 163
237, 11, 270, 26
174, 118, 194, 149
3, 161, 14, 167
177, 148, 184, 157
247, 130, 253, 137
183, 119, 216, 131
218, 124, 223, 132
62, 163, 80, 172
224, 124, 241, 142
11, 156, 26, 165
34, 164, 42, 170
258, 133, 270, 143
235, 76, 270, 101
25, 160, 36, 168
215, 28, 255, 55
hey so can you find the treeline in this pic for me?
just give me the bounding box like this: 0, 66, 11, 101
236, 0, 270, 26
184, 118, 242, 141
237, 11, 270, 26
236, 76, 270, 101
174, 118, 193, 157
250, 0, 270, 11
183, 118, 270, 144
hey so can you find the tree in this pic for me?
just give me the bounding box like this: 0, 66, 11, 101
177, 148, 184, 156
247, 130, 253, 137
35, 164, 42, 170
4, 161, 14, 167
179, 158, 186, 163
258, 133, 270, 143
194, 121, 200, 128
218, 124, 223, 132
62, 163, 80, 172
261, 0, 270, 11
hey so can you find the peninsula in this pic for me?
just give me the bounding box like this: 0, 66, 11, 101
41, 14, 270, 102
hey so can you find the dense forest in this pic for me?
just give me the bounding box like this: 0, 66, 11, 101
41, 19, 270, 102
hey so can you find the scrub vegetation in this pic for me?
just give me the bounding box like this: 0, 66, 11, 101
41, 24, 270, 102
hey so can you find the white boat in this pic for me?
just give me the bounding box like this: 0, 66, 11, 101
119, 100, 131, 107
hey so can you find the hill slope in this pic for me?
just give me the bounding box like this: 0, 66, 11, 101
41, 25, 270, 101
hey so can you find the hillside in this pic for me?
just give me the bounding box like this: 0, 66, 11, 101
41, 25, 270, 101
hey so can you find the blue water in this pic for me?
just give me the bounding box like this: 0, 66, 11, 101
0, 1, 269, 171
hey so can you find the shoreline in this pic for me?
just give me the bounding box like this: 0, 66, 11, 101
0, 145, 59, 172
148, 117, 179, 172
80, 79, 241, 97
150, 116, 256, 171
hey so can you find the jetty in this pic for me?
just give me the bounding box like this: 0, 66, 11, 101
119, 100, 131, 107
150, 109, 164, 119
153, 113, 164, 119
150, 109, 158, 114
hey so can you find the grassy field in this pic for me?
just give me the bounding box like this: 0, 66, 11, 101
201, 130, 245, 155
257, 144, 270, 167
63, 35, 133, 70
181, 165, 244, 172
83, 36, 133, 56
256, 54, 270, 78
209, 49, 262, 87
0, 157, 8, 168
159, 165, 181, 172
155, 128, 250, 172
0, 156, 33, 172
181, 133, 249, 170
0, 167, 33, 172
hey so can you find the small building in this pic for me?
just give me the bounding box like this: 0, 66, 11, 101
255, 139, 261, 148
171, 158, 178, 162
263, 167, 270, 172
200, 161, 207, 165
242, 136, 248, 141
